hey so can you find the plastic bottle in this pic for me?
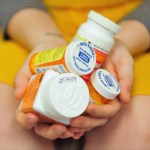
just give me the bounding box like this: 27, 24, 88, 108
73, 10, 121, 69
19, 70, 89, 125
30, 41, 96, 77
87, 69, 120, 105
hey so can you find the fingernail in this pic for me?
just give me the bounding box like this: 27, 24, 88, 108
64, 131, 74, 137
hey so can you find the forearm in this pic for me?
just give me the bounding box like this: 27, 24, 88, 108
116, 19, 150, 56
7, 8, 67, 50
116, 0, 150, 56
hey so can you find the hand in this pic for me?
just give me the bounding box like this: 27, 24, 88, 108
103, 39, 134, 103
69, 100, 121, 139
69, 40, 134, 137
15, 41, 74, 140
15, 109, 74, 140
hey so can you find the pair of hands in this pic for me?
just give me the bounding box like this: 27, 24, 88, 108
15, 40, 134, 140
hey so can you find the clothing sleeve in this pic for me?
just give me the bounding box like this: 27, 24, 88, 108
123, 0, 150, 32
0, 0, 47, 38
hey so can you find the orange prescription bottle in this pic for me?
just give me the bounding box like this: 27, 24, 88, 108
30, 41, 96, 77
19, 70, 89, 125
87, 69, 120, 105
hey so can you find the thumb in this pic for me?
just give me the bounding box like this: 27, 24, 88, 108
15, 66, 32, 100
117, 62, 134, 103
15, 109, 39, 129
119, 76, 133, 103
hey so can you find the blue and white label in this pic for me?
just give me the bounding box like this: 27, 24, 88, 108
97, 69, 120, 94
78, 52, 90, 63
70, 41, 96, 75
104, 75, 113, 87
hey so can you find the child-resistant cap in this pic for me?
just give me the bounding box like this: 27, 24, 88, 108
91, 69, 120, 99
42, 72, 89, 121
88, 10, 121, 33
65, 41, 96, 76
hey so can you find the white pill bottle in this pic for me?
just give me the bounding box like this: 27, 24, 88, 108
73, 10, 121, 69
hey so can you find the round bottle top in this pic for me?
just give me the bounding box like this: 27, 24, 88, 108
42, 72, 89, 119
88, 10, 121, 33
91, 69, 120, 99
65, 41, 96, 76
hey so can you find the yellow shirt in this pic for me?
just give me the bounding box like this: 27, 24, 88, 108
43, 0, 142, 41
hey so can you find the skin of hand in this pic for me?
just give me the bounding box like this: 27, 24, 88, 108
14, 41, 77, 140
69, 40, 134, 138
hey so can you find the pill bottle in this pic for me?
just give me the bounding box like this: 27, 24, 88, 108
30, 41, 96, 77
87, 69, 120, 105
19, 70, 89, 125
73, 10, 121, 69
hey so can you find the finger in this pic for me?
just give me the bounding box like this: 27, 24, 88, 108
119, 74, 133, 103
34, 123, 73, 140
86, 100, 121, 118
102, 59, 117, 78
104, 58, 133, 103
59, 130, 75, 139
15, 109, 38, 129
15, 66, 32, 100
116, 57, 134, 103
72, 132, 84, 140
15, 73, 29, 100
70, 116, 108, 129
69, 127, 91, 133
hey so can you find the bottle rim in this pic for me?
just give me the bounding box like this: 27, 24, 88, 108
88, 10, 121, 33
65, 41, 96, 76
42, 72, 90, 118
91, 69, 120, 99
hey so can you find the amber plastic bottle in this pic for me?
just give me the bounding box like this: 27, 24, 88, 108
87, 69, 120, 105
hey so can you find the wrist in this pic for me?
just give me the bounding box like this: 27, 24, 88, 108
24, 37, 67, 66
7, 8, 68, 50
115, 19, 150, 56
33, 32, 68, 50
114, 38, 132, 55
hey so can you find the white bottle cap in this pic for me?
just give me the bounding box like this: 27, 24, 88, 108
41, 72, 89, 124
91, 69, 120, 99
88, 10, 121, 33
65, 41, 96, 76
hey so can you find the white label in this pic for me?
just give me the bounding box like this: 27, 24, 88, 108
35, 64, 69, 74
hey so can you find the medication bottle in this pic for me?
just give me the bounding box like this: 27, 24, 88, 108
19, 70, 89, 125
30, 41, 96, 77
87, 69, 120, 105
73, 10, 121, 69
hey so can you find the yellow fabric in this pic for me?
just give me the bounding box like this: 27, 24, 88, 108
44, 0, 141, 8
131, 53, 150, 96
0, 0, 150, 96
44, 0, 142, 41
0, 33, 28, 86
